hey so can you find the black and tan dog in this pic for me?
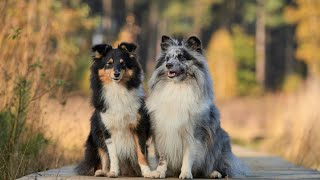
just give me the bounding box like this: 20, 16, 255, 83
75, 42, 151, 177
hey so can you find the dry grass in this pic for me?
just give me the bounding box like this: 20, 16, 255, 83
41, 95, 92, 162
265, 80, 320, 170
0, 0, 92, 109
0, 1, 94, 178
220, 80, 320, 170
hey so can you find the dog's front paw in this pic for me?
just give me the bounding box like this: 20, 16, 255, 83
142, 169, 152, 178
150, 170, 166, 179
107, 171, 119, 178
94, 169, 106, 177
143, 172, 151, 178
141, 165, 152, 178
209, 170, 222, 179
179, 171, 193, 179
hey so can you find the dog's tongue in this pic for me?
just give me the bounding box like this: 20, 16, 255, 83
168, 71, 177, 78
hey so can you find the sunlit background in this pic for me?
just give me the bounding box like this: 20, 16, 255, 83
0, 0, 319, 178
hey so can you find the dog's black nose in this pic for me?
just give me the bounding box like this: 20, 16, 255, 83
114, 72, 120, 77
166, 63, 173, 69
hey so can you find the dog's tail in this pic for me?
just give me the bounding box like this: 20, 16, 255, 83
225, 153, 250, 177
75, 134, 99, 176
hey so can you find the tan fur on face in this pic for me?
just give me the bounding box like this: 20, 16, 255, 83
116, 68, 133, 86
98, 68, 113, 84
99, 68, 127, 84
121, 69, 134, 80
99, 58, 133, 84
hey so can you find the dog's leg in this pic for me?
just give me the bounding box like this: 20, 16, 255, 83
106, 138, 119, 177
94, 148, 109, 176
150, 152, 167, 179
179, 144, 194, 179
133, 133, 151, 177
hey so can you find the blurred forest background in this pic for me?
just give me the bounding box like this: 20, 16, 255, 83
0, 0, 320, 178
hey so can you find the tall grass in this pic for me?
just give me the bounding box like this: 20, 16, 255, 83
0, 77, 48, 179
220, 80, 320, 170
0, 0, 94, 178
265, 80, 320, 170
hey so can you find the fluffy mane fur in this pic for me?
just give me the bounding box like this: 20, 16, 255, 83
147, 36, 248, 178
75, 43, 151, 177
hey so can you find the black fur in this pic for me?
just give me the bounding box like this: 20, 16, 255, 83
75, 111, 109, 175
92, 44, 112, 58
185, 36, 202, 53
75, 43, 151, 176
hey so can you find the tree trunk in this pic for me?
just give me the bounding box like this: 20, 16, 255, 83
136, 2, 149, 72
284, 26, 295, 76
255, 0, 266, 88
146, 2, 159, 75
102, 0, 126, 42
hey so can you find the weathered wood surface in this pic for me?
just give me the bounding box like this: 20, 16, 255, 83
20, 145, 320, 180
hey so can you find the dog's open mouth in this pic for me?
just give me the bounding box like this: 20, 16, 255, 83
168, 71, 179, 78
112, 77, 121, 82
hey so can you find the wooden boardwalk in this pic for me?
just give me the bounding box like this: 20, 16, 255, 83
20, 146, 320, 180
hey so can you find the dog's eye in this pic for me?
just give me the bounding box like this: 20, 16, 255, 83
177, 54, 186, 61
184, 54, 192, 61
120, 61, 125, 67
106, 58, 114, 66
106, 61, 113, 66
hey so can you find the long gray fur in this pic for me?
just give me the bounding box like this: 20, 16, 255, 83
146, 35, 249, 178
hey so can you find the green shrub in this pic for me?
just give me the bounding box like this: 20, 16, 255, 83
282, 74, 303, 93
0, 78, 49, 179
232, 26, 259, 95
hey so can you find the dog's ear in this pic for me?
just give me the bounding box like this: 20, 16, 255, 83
119, 42, 137, 53
92, 44, 112, 59
161, 35, 175, 51
185, 36, 202, 53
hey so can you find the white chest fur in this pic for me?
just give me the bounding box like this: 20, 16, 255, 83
147, 81, 205, 129
100, 82, 142, 159
146, 81, 208, 168
100, 82, 142, 130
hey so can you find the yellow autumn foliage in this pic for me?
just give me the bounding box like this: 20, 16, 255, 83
285, 0, 320, 77
0, 1, 94, 178
0, 0, 94, 108
207, 28, 237, 100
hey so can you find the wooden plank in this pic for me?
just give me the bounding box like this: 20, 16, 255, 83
19, 145, 320, 180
